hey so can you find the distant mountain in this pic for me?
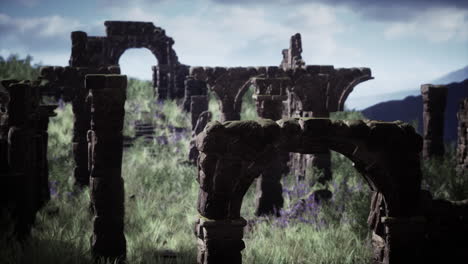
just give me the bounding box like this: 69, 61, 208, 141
349, 65, 468, 110
431, 65, 468, 85
362, 79, 468, 142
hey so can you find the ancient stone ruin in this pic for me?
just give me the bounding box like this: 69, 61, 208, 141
0, 80, 57, 240
86, 74, 128, 262
69, 21, 188, 100
457, 98, 468, 177
421, 84, 448, 159
251, 76, 289, 216
38, 66, 120, 188
194, 118, 468, 264
279, 34, 373, 184
12, 20, 468, 264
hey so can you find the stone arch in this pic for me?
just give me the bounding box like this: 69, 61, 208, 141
188, 67, 260, 122
337, 68, 373, 111
117, 48, 158, 81
194, 118, 423, 264
69, 21, 188, 100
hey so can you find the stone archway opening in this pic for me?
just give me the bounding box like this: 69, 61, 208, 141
118, 48, 157, 83
118, 48, 160, 148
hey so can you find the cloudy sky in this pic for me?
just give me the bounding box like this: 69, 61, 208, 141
1, 0, 467, 109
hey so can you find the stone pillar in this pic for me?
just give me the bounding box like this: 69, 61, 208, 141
457, 98, 468, 177
86, 74, 127, 262
252, 77, 288, 216
71, 70, 92, 188
191, 95, 209, 130
183, 76, 208, 112
288, 72, 332, 183
155, 65, 170, 100
189, 110, 211, 164
421, 84, 448, 159
195, 150, 247, 264
69, 31, 89, 67
195, 217, 246, 264
174, 64, 190, 100
69, 66, 120, 188
379, 217, 426, 264
4, 82, 39, 240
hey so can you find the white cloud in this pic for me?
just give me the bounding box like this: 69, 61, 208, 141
106, 2, 352, 67
0, 13, 83, 39
384, 8, 468, 42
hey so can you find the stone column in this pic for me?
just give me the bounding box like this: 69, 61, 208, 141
195, 151, 247, 264
5, 82, 38, 240
191, 95, 209, 130
86, 74, 127, 262
457, 98, 468, 177
183, 76, 208, 113
189, 110, 211, 163
288, 72, 332, 183
252, 77, 288, 216
421, 84, 448, 159
195, 217, 246, 264
155, 65, 170, 100
380, 217, 426, 264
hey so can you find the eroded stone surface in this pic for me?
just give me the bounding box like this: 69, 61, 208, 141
421, 84, 448, 159
69, 21, 187, 100
0, 80, 57, 240
195, 118, 424, 264
456, 98, 467, 177
86, 74, 127, 262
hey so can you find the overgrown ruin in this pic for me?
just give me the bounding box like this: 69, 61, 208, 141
0, 80, 57, 240
194, 118, 468, 264
1, 20, 467, 264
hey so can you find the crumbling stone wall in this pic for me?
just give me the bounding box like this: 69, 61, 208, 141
286, 66, 373, 183
251, 76, 289, 216
0, 80, 57, 240
280, 33, 305, 71
457, 98, 468, 177
278, 34, 373, 184
189, 66, 259, 122
421, 84, 448, 159
38, 66, 120, 188
69, 21, 187, 100
195, 118, 424, 264
86, 74, 127, 262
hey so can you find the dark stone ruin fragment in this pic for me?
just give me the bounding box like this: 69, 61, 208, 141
251, 76, 289, 216
195, 118, 429, 264
86, 74, 127, 263
0, 80, 57, 240
189, 110, 212, 164
195, 118, 468, 264
38, 65, 120, 188
69, 21, 188, 101
279, 33, 373, 184
456, 98, 467, 177
421, 84, 448, 159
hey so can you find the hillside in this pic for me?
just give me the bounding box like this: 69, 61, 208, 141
362, 79, 468, 142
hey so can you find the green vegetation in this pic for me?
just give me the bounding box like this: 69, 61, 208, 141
0, 54, 41, 81
1, 55, 466, 263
